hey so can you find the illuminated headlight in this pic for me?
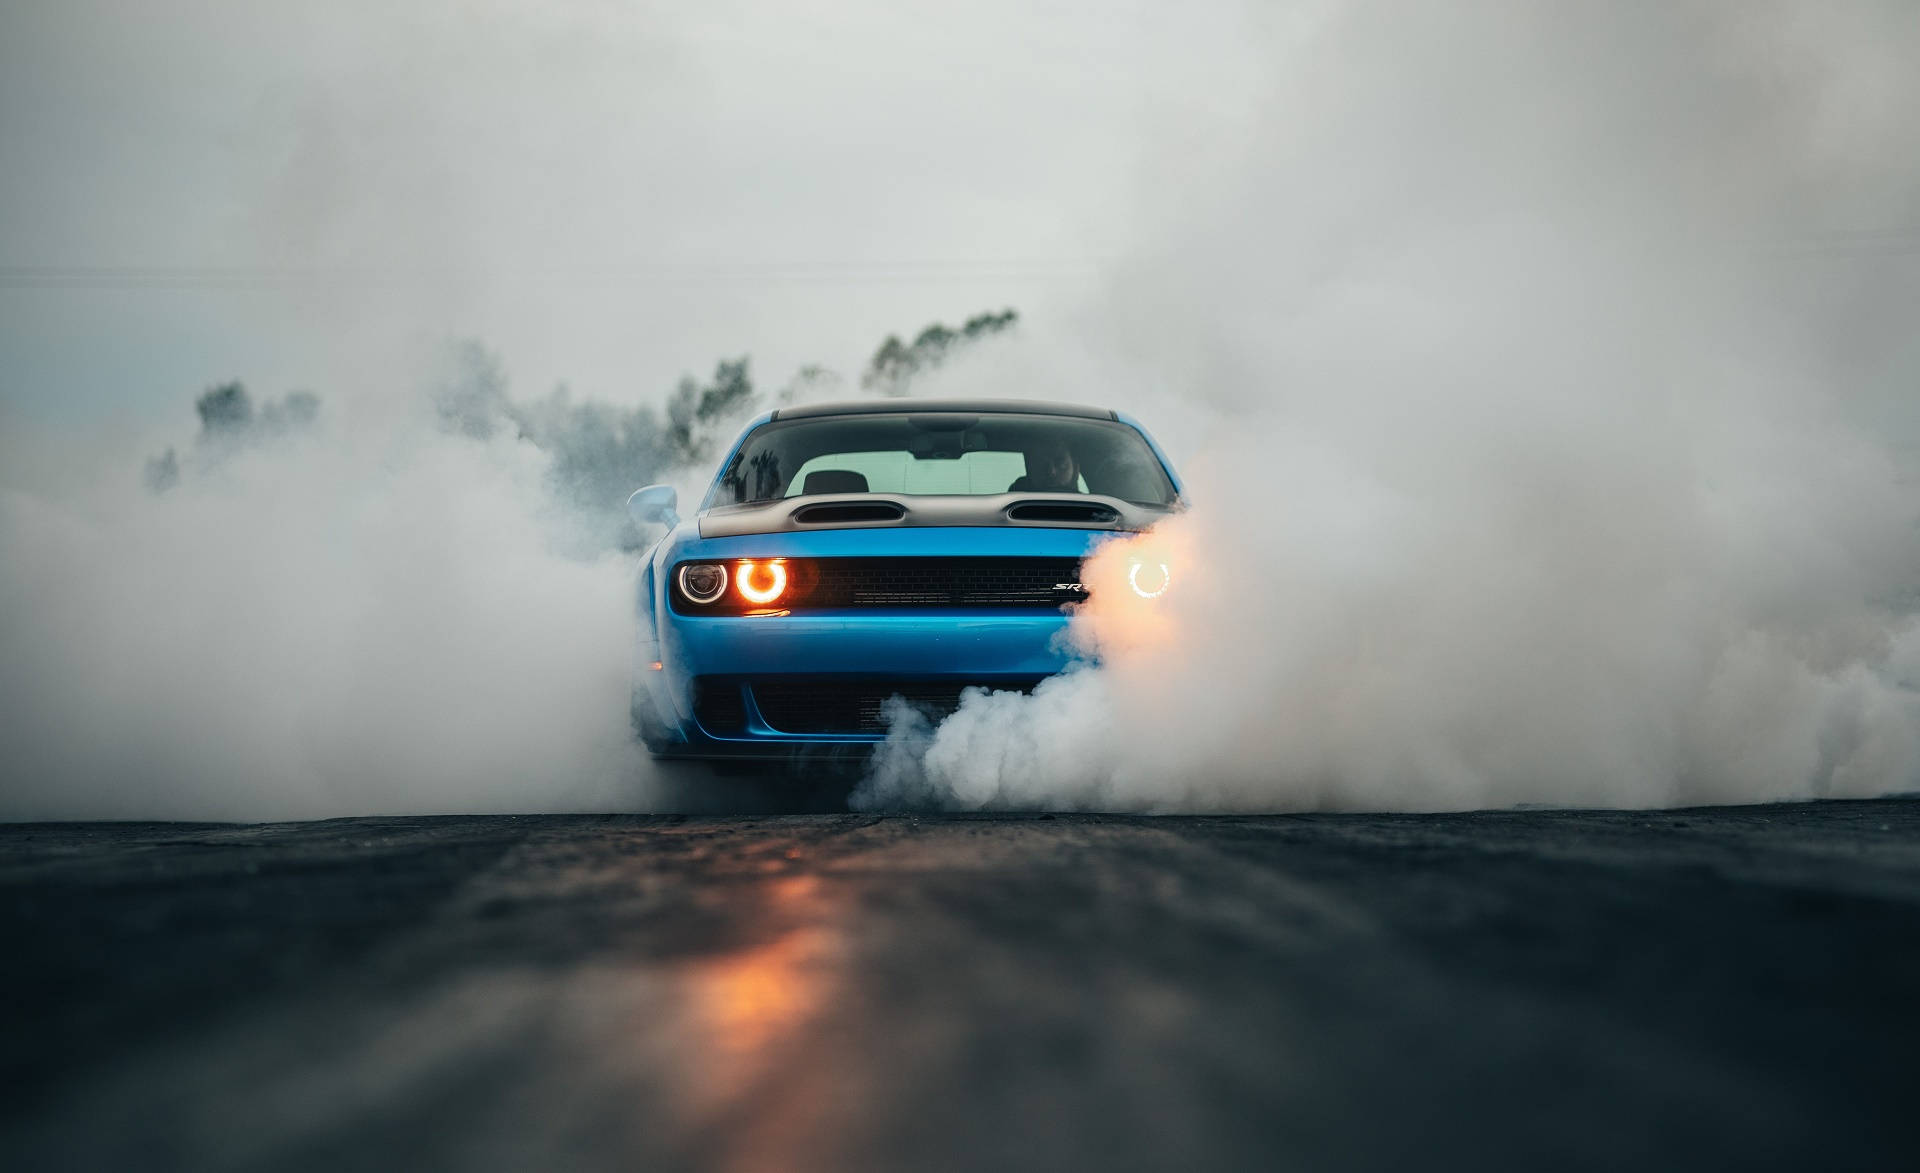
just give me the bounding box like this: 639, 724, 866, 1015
677, 562, 729, 605
735, 559, 789, 605
1128, 560, 1170, 599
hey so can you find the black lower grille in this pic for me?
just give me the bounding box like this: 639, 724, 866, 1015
693, 679, 747, 733
752, 678, 1046, 734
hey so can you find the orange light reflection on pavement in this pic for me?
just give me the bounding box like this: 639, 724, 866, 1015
667, 872, 850, 1173
690, 926, 831, 1060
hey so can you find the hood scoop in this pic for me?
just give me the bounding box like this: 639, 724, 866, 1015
699, 493, 1167, 537
1005, 500, 1121, 525
791, 500, 908, 525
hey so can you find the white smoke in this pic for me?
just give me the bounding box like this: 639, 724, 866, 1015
6, 1, 1920, 820
0, 392, 653, 821
856, 1, 1920, 812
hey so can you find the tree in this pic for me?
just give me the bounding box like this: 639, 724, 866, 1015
143, 448, 180, 493
666, 357, 757, 464
195, 382, 253, 435
433, 341, 512, 440
860, 308, 1019, 394
862, 336, 915, 395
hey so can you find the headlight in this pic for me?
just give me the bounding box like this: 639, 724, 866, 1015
677, 562, 729, 605
735, 559, 789, 605
1128, 560, 1170, 599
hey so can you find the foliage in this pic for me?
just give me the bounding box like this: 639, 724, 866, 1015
145, 382, 323, 493
861, 308, 1018, 395
145, 307, 1022, 552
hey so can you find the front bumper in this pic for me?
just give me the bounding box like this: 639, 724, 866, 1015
635, 609, 1073, 756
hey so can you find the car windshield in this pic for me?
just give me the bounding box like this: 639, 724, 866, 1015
708, 412, 1178, 507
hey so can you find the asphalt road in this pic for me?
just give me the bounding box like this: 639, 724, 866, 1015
4, 799, 1919, 1172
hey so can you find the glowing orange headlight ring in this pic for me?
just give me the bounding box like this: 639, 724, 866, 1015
736, 559, 789, 605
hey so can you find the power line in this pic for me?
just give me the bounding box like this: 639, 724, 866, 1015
0, 258, 1117, 291
5, 232, 1917, 291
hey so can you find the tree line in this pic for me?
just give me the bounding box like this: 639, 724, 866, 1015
143, 308, 1019, 551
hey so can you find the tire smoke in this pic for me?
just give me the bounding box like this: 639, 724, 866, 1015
856, 2, 1920, 811
0, 397, 653, 821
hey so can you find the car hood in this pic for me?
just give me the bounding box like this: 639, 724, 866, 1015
697, 492, 1173, 539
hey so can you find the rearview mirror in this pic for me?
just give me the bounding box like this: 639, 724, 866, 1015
627, 484, 680, 529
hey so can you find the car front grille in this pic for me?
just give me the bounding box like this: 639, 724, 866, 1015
801, 557, 1085, 609
751, 677, 1047, 735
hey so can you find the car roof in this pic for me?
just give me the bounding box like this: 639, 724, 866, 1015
769, 398, 1117, 421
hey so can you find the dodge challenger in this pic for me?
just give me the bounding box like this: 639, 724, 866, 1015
627, 399, 1182, 761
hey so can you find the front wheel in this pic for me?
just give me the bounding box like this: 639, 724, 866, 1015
631, 690, 678, 754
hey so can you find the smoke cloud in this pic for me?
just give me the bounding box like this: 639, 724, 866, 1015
6, 2, 1920, 819
856, 2, 1920, 811
0, 378, 653, 821
0, 319, 1018, 821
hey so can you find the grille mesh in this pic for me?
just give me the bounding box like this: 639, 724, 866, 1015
801, 557, 1084, 609
693, 679, 747, 733
752, 678, 1045, 734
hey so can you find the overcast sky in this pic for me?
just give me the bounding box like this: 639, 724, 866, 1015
6, 2, 1917, 448
0, 0, 1266, 428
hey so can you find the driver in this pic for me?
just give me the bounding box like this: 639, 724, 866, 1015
1009, 437, 1081, 493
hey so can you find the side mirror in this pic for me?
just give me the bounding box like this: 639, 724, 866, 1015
627, 484, 680, 529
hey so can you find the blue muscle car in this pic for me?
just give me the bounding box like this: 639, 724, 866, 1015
627, 399, 1182, 762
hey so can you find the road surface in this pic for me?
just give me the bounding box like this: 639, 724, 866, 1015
4, 800, 1919, 1171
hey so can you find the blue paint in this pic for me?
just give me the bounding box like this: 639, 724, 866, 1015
632, 407, 1179, 758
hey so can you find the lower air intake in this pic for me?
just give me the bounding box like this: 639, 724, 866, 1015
693, 679, 747, 733
752, 678, 1047, 735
